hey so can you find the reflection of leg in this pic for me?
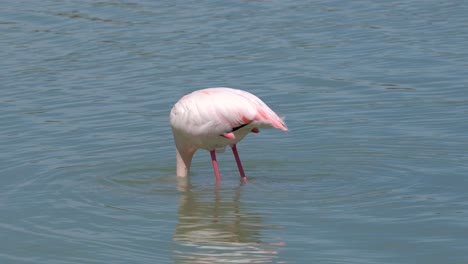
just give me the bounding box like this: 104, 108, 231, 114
210, 150, 221, 182
231, 144, 247, 180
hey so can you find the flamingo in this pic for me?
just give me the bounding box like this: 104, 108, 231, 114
170, 87, 287, 182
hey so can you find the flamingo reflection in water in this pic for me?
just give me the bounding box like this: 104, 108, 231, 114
173, 177, 286, 263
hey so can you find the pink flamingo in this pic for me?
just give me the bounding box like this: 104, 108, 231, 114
170, 87, 287, 182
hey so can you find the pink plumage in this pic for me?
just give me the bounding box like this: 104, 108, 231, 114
170, 87, 287, 182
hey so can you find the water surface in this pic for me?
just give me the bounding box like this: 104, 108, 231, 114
1, 0, 468, 263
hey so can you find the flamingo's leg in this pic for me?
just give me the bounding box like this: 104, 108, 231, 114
231, 144, 247, 180
210, 150, 221, 182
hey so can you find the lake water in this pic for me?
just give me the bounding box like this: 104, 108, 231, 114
1, 0, 468, 263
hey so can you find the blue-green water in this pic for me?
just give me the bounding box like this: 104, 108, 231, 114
2, 0, 468, 263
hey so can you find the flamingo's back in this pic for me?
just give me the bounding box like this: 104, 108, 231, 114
170, 87, 287, 151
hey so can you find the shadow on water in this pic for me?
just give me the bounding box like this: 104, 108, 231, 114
172, 177, 285, 264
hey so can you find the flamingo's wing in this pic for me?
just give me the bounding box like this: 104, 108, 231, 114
170, 87, 287, 139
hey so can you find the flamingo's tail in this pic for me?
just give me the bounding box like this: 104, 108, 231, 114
255, 108, 288, 132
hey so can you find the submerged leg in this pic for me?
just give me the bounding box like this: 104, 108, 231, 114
210, 150, 221, 182
231, 144, 247, 180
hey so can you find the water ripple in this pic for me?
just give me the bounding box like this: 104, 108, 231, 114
2, 0, 468, 263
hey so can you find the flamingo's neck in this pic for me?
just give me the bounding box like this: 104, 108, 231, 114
175, 146, 195, 177
173, 131, 196, 177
